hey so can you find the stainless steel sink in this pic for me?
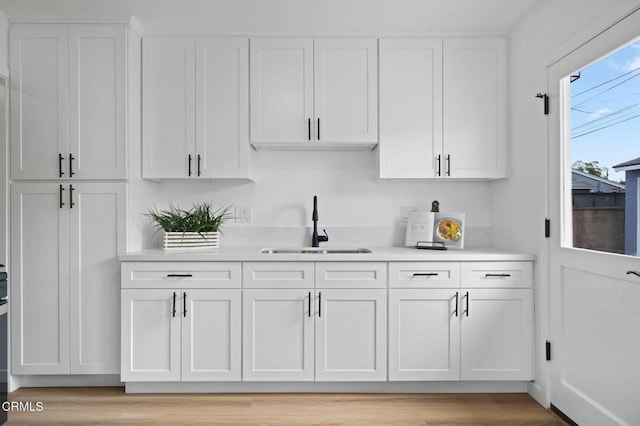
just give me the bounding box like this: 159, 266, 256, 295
260, 247, 372, 254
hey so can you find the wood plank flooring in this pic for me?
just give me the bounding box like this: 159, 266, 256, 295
8, 388, 567, 425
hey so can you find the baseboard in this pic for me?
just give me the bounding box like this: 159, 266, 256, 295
15, 375, 122, 388
550, 404, 579, 426
527, 381, 549, 407
125, 381, 529, 394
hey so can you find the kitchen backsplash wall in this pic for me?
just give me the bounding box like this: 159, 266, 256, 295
129, 149, 492, 249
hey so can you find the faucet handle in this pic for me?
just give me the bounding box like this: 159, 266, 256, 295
319, 229, 329, 243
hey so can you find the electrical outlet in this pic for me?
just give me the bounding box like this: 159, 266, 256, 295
235, 206, 251, 223
400, 206, 418, 223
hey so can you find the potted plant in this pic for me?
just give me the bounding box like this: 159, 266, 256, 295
145, 202, 231, 250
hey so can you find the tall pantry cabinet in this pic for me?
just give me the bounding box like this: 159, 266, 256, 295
10, 22, 136, 375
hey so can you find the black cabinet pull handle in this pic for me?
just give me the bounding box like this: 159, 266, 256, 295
188, 154, 192, 177
58, 153, 65, 177
627, 271, 640, 278
69, 153, 75, 177
172, 292, 177, 318
308, 118, 311, 141
446, 154, 451, 176
464, 291, 469, 317
167, 274, 193, 278
454, 292, 459, 317
308, 291, 311, 318
317, 118, 320, 141
197, 154, 201, 177
413, 273, 438, 277
69, 185, 75, 208
183, 292, 187, 318
436, 155, 441, 177
318, 292, 322, 317
59, 184, 65, 208
485, 273, 511, 278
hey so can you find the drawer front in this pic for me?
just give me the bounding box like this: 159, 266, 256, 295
389, 262, 460, 288
316, 262, 387, 289
243, 262, 314, 288
121, 262, 241, 289
461, 261, 533, 288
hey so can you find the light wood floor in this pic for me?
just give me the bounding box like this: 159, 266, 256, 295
8, 388, 567, 425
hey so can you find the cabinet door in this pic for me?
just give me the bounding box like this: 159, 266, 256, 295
314, 38, 378, 144
68, 26, 127, 179
196, 37, 250, 179
315, 289, 387, 381
69, 183, 126, 374
443, 39, 506, 179
143, 38, 196, 178
181, 289, 241, 381
243, 289, 314, 381
249, 38, 313, 143
389, 289, 460, 381
121, 289, 181, 381
379, 39, 442, 178
460, 289, 533, 380
10, 183, 70, 374
10, 25, 68, 180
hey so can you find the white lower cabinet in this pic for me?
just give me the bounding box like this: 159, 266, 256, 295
121, 288, 241, 382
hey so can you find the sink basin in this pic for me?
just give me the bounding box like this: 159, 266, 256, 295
260, 247, 372, 254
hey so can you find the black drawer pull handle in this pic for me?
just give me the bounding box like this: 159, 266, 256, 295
317, 118, 320, 141
172, 292, 177, 318
308, 118, 311, 141
436, 154, 441, 177
308, 291, 311, 318
318, 292, 322, 317
627, 271, 640, 278
484, 273, 511, 278
413, 273, 438, 277
69, 153, 75, 177
183, 292, 187, 318
69, 185, 75, 208
464, 291, 469, 317
58, 153, 65, 177
197, 154, 201, 177
59, 184, 65, 208
446, 154, 451, 176
454, 292, 459, 317
167, 274, 193, 278
188, 154, 192, 177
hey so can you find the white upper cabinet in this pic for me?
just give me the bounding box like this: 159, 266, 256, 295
250, 38, 378, 149
379, 39, 442, 178
379, 37, 507, 179
443, 38, 507, 179
143, 37, 252, 180
11, 24, 128, 180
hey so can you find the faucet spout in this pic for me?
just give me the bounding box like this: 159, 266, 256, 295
312, 195, 329, 247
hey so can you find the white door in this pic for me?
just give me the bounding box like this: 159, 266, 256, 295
388, 289, 460, 381
196, 37, 250, 179
121, 289, 181, 382
460, 289, 533, 381
315, 289, 387, 381
143, 37, 196, 178
10, 25, 68, 180
314, 38, 378, 144
548, 14, 640, 425
242, 289, 314, 381
10, 183, 70, 374
249, 38, 313, 144
379, 39, 442, 179
443, 39, 506, 179
69, 183, 126, 374
181, 289, 241, 381
68, 25, 127, 179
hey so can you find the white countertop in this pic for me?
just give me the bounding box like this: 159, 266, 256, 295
119, 247, 535, 262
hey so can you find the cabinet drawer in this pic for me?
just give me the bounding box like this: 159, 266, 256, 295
243, 262, 314, 288
316, 262, 387, 289
121, 262, 241, 289
461, 262, 532, 288
389, 262, 460, 288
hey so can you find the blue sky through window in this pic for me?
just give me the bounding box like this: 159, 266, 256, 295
569, 38, 640, 183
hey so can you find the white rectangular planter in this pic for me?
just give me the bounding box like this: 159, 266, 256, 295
163, 232, 219, 250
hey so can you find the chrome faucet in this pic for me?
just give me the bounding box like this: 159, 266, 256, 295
312, 195, 329, 247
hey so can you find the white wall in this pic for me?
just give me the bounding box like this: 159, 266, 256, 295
492, 0, 640, 407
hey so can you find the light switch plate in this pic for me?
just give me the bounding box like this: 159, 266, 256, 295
235, 206, 251, 223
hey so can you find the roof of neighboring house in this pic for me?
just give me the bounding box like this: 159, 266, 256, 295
571, 169, 625, 192
613, 156, 640, 172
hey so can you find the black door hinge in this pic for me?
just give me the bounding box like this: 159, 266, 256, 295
546, 341, 551, 361
536, 93, 549, 115
545, 218, 550, 238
